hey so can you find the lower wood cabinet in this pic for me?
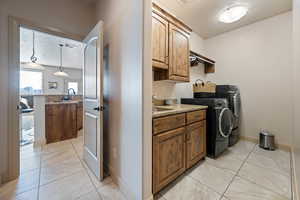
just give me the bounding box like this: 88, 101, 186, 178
46, 103, 78, 144
153, 127, 186, 193
152, 110, 207, 194
77, 102, 83, 130
186, 121, 206, 169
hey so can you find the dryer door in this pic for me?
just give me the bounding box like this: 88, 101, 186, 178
218, 108, 234, 138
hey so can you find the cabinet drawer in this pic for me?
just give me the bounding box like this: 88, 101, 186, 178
186, 110, 206, 124
153, 113, 186, 135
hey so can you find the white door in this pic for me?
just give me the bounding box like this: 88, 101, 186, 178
83, 21, 104, 180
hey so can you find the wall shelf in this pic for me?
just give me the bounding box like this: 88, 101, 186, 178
190, 51, 215, 73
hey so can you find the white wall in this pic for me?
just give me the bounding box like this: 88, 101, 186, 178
293, 0, 300, 197
0, 0, 96, 183
96, 0, 144, 199
204, 12, 293, 146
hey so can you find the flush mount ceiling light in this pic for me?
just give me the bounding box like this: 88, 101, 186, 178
54, 44, 69, 77
219, 5, 248, 23
25, 31, 45, 70
177, 0, 201, 4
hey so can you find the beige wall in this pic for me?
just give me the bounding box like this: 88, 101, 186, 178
95, 0, 144, 199
293, 0, 300, 197
143, 0, 154, 199
204, 12, 293, 147
0, 0, 96, 183
153, 12, 293, 147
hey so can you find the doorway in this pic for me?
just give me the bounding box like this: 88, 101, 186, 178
7, 18, 105, 184
18, 26, 86, 177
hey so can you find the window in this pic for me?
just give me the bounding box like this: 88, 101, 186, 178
20, 70, 43, 95
68, 82, 78, 94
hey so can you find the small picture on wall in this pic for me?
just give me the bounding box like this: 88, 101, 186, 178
48, 82, 58, 89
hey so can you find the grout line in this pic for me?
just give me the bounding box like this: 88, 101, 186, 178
218, 144, 257, 200
70, 137, 104, 200
188, 174, 224, 197
234, 145, 291, 199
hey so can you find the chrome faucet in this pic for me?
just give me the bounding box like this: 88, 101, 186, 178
68, 88, 76, 96
63, 88, 76, 101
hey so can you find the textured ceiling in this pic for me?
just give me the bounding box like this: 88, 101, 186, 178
20, 27, 84, 69
154, 0, 292, 39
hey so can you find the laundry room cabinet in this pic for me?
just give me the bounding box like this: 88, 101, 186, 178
152, 12, 169, 69
186, 121, 206, 169
152, 3, 192, 82
152, 109, 207, 194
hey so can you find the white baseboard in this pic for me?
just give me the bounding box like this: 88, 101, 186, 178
144, 195, 154, 200
240, 136, 291, 152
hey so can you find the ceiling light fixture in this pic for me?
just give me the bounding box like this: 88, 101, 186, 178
26, 31, 45, 70
54, 44, 69, 77
219, 5, 248, 23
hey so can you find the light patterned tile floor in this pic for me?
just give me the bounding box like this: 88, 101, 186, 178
160, 140, 292, 200
0, 139, 293, 200
0, 135, 126, 200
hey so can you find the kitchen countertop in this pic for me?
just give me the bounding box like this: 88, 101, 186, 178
153, 104, 208, 118
45, 100, 82, 105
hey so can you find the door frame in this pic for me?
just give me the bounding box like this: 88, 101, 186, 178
6, 16, 84, 182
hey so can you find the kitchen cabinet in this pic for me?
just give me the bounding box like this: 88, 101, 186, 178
152, 109, 207, 194
77, 102, 83, 130
152, 3, 191, 82
153, 127, 186, 193
45, 103, 78, 144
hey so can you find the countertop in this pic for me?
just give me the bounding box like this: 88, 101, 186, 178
45, 100, 82, 105
152, 104, 208, 118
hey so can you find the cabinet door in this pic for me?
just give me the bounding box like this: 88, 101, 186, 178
186, 121, 206, 169
152, 12, 169, 69
169, 23, 190, 82
45, 104, 77, 144
153, 127, 186, 193
77, 102, 83, 130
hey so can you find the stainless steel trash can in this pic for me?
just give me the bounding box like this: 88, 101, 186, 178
259, 131, 276, 151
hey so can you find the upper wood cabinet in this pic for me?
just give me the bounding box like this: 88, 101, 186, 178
169, 23, 190, 82
152, 3, 191, 82
152, 12, 169, 69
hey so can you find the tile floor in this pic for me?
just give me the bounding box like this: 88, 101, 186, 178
0, 135, 126, 200
0, 138, 293, 200
158, 140, 292, 200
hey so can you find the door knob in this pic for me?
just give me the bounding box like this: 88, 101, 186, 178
93, 106, 104, 111
94, 107, 100, 111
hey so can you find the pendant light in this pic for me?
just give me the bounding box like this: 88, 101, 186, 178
54, 44, 69, 77
25, 31, 45, 70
